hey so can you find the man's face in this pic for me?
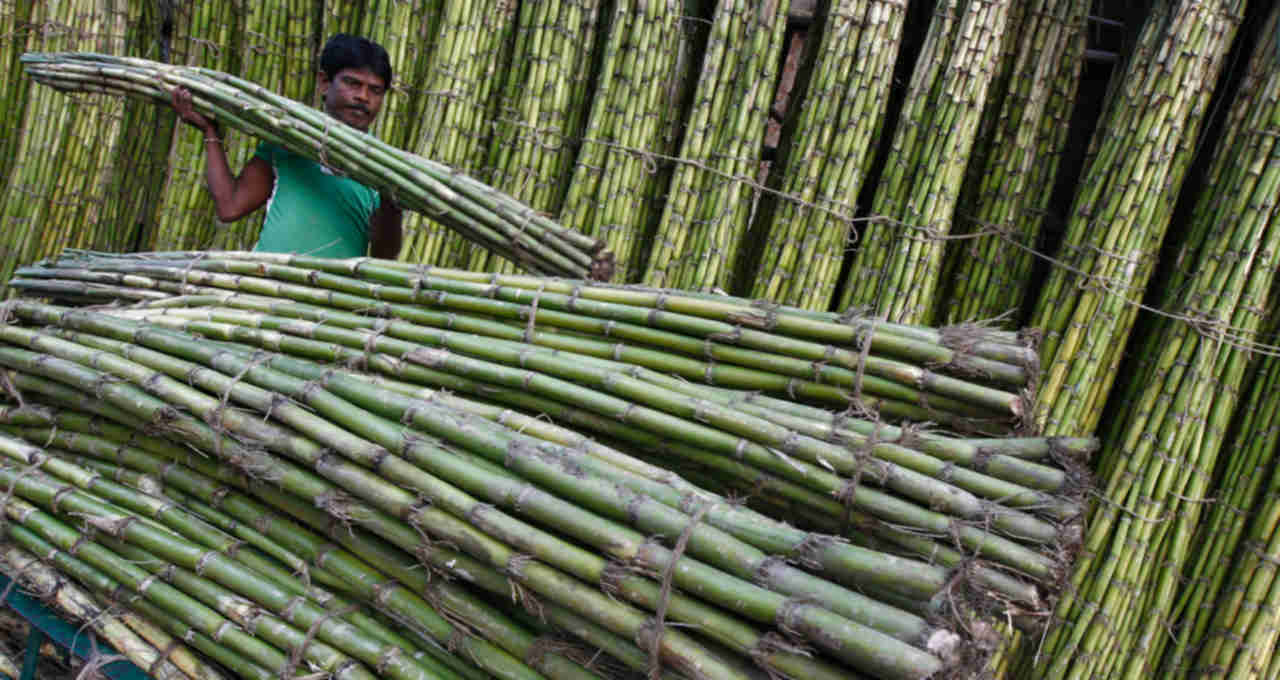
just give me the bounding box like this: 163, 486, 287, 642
318, 66, 386, 132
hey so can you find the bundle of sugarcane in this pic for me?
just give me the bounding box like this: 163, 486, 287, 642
746, 0, 907, 311
9, 250, 1094, 632
0, 294, 1083, 680
1196, 473, 1280, 680
479, 0, 606, 276
19, 52, 613, 280
558, 0, 683, 283
837, 0, 1012, 325
642, 0, 789, 292
0, 4, 129, 295
400, 0, 520, 270
0, 541, 230, 680
16, 249, 1040, 423
1022, 5, 1280, 675
1158, 319, 1280, 679
1026, 0, 1247, 438
936, 0, 1086, 326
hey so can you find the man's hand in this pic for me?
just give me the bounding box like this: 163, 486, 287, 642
171, 87, 219, 137
172, 85, 273, 223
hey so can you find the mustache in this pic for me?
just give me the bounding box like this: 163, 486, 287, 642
346, 105, 371, 115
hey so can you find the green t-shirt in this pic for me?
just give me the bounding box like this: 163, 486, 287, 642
252, 143, 380, 258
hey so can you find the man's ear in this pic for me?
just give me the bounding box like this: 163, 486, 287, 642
316, 70, 331, 97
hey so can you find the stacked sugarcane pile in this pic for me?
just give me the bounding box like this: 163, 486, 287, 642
837, 0, 1012, 325
557, 0, 683, 283
1027, 0, 1247, 438
745, 0, 907, 311
936, 0, 1086, 326
479, 0, 605, 276
399, 1, 518, 268
20, 52, 614, 280
0, 419, 567, 680
1, 248, 1098, 678
642, 0, 789, 291
1015, 4, 1280, 676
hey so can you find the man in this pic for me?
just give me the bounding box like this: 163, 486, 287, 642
172, 34, 402, 259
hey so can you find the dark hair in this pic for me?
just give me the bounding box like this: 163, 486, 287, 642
319, 34, 393, 87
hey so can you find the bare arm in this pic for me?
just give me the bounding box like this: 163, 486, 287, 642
172, 87, 273, 222
368, 192, 403, 259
